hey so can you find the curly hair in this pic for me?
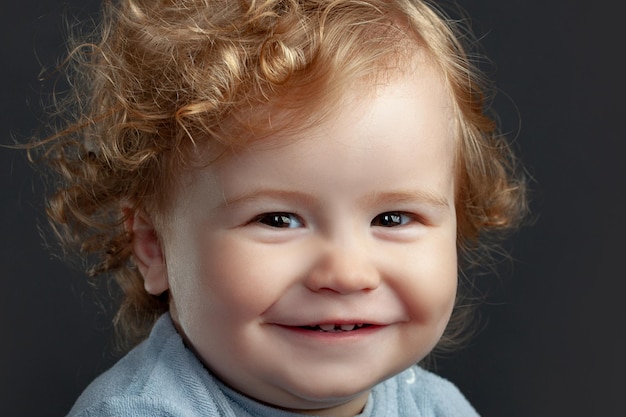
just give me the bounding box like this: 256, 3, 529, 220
32, 0, 527, 351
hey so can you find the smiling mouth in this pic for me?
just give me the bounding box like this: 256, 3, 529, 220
298, 324, 373, 333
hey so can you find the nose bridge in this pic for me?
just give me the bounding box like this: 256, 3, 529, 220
305, 225, 380, 294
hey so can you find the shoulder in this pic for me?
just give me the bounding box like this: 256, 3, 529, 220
66, 396, 189, 417
67, 314, 221, 417
414, 366, 479, 415
374, 365, 480, 417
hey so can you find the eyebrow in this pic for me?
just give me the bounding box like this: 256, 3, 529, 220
362, 190, 451, 210
218, 189, 318, 209
218, 188, 450, 210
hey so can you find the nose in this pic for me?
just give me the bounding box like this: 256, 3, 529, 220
305, 244, 381, 295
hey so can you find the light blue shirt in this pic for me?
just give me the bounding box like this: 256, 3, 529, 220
68, 314, 479, 416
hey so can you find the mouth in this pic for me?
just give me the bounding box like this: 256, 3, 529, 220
297, 323, 373, 333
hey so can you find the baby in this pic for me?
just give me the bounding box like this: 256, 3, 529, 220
34, 0, 526, 415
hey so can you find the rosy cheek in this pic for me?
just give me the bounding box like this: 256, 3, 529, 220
195, 238, 279, 311
392, 254, 457, 322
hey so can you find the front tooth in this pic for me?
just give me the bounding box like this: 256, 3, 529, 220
319, 324, 335, 331
340, 324, 356, 331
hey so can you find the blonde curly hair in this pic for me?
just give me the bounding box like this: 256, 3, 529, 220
33, 0, 526, 350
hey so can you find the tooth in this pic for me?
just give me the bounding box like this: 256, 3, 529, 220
355, 324, 363, 328
340, 324, 356, 331
318, 324, 335, 331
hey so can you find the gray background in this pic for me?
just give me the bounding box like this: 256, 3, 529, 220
2, 1, 624, 416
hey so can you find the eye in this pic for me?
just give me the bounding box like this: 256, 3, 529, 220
371, 212, 413, 227
254, 213, 304, 229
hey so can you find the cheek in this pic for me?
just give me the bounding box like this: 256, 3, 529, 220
392, 240, 458, 323
172, 234, 295, 318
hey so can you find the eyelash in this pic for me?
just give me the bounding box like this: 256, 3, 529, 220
252, 211, 417, 229
370, 212, 415, 227
254, 213, 304, 229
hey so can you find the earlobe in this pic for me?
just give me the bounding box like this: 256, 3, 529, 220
126, 210, 170, 295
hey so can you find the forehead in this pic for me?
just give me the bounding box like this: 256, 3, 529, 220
245, 48, 453, 146
174, 63, 455, 203
163, 50, 457, 209
258, 59, 453, 160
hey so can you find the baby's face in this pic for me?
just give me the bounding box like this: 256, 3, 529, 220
157, 64, 458, 416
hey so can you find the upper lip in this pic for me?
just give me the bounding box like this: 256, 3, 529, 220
272, 319, 389, 327
262, 296, 407, 327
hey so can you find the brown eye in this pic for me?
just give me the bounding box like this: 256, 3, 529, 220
371, 212, 411, 227
256, 213, 303, 228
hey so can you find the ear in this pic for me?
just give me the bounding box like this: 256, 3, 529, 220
125, 209, 169, 295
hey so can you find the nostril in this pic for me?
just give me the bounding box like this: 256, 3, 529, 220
305, 247, 381, 294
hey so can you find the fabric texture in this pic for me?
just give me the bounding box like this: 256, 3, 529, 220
67, 314, 479, 417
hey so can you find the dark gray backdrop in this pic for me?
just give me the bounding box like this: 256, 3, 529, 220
2, 1, 624, 416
